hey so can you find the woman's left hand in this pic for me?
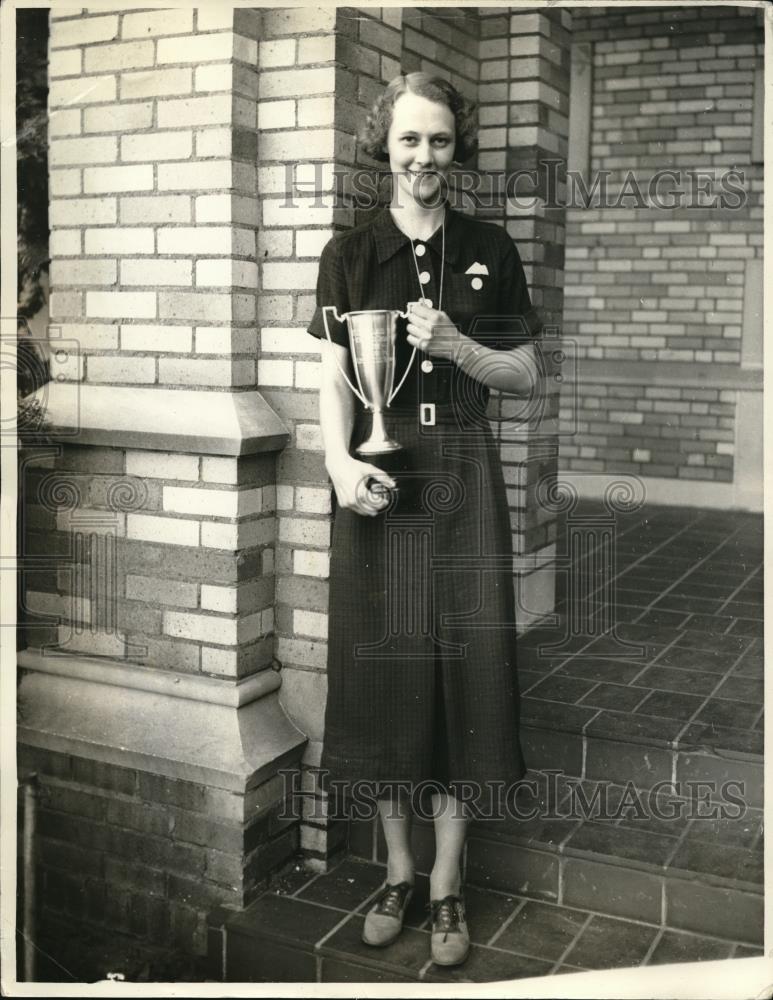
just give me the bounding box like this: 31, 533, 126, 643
405, 301, 463, 361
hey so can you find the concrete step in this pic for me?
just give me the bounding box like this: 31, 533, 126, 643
349, 771, 763, 947
207, 855, 761, 984
516, 621, 763, 811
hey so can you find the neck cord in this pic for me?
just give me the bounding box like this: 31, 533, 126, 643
407, 219, 444, 377
408, 214, 444, 377
388, 212, 446, 399
407, 216, 445, 312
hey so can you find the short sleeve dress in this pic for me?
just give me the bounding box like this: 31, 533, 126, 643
307, 204, 543, 815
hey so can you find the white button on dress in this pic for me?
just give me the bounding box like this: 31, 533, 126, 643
415, 244, 426, 257
419, 271, 430, 284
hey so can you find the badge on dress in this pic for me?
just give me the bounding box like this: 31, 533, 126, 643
465, 261, 489, 291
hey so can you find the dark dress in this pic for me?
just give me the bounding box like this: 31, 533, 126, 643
307, 204, 543, 817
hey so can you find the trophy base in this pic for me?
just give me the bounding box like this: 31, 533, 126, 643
355, 439, 402, 455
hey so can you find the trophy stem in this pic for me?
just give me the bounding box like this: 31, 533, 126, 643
355, 407, 402, 455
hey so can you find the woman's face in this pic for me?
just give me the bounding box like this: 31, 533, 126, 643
386, 91, 456, 209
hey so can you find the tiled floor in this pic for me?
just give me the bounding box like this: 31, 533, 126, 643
519, 503, 764, 757
360, 768, 764, 880
486, 772, 764, 886
353, 770, 763, 939
213, 503, 764, 985
218, 856, 762, 983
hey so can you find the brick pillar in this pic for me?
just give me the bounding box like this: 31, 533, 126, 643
19, 8, 306, 960
247, 5, 352, 871
478, 7, 571, 627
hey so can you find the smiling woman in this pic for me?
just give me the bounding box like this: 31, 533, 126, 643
306, 72, 544, 970
386, 90, 456, 213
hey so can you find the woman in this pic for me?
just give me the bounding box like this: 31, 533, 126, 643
307, 73, 543, 967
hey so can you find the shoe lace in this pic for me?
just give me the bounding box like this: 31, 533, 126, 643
429, 895, 464, 942
373, 881, 411, 918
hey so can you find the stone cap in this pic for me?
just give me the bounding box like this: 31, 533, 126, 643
575, 360, 762, 391
18, 649, 307, 791
28, 382, 291, 456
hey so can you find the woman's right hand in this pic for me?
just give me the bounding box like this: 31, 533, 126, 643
326, 453, 396, 517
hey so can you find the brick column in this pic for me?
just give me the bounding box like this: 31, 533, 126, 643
478, 7, 571, 626
248, 5, 355, 870
19, 8, 305, 960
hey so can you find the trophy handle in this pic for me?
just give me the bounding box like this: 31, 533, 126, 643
322, 305, 369, 407
387, 308, 417, 406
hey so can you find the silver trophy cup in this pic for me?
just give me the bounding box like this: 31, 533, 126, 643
322, 307, 416, 456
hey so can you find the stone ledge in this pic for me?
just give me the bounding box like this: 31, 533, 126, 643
563, 472, 760, 514
17, 651, 307, 791
572, 360, 762, 391
28, 382, 291, 456
17, 648, 280, 707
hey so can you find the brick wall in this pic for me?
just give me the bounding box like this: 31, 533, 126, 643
48, 6, 261, 390
20, 436, 288, 961
254, 5, 353, 866
477, 8, 571, 616
23, 7, 306, 965
401, 8, 479, 98
557, 383, 736, 480
22, 446, 276, 674
35, 0, 276, 680
561, 6, 764, 485
19, 744, 294, 959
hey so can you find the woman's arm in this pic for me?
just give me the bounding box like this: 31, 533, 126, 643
405, 302, 540, 396
453, 336, 539, 396
319, 339, 396, 517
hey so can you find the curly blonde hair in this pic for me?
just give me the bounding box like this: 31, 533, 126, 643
359, 72, 478, 164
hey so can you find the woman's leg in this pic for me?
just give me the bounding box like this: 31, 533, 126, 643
362, 792, 415, 946
429, 792, 468, 898
379, 792, 415, 885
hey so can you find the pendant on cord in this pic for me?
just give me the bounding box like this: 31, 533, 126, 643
409, 219, 445, 380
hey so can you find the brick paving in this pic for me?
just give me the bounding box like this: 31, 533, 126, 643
272, 500, 764, 982
203, 503, 763, 983
213, 855, 761, 982
520, 502, 763, 757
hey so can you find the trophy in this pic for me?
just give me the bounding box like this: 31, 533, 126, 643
323, 307, 417, 498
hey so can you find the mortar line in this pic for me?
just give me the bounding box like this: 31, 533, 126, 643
314, 882, 386, 950
547, 911, 594, 974
714, 561, 764, 615
661, 808, 695, 871
627, 523, 746, 624
640, 925, 666, 967
550, 507, 690, 621
673, 641, 753, 745
485, 896, 528, 948
582, 511, 712, 608
545, 515, 711, 674
291, 870, 324, 898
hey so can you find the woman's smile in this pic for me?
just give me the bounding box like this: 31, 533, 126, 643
386, 92, 456, 208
